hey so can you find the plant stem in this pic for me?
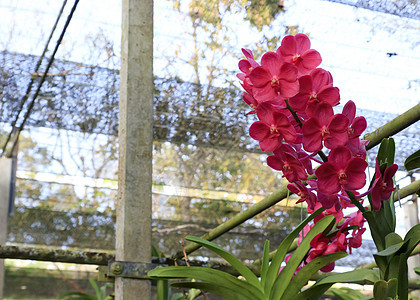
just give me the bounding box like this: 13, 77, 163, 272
284, 99, 303, 127
345, 191, 368, 213
284, 99, 328, 162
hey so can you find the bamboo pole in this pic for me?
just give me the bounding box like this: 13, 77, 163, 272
176, 103, 420, 258
364, 103, 420, 150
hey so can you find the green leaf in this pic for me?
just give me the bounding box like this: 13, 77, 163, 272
171, 293, 185, 300
375, 242, 404, 257
363, 211, 385, 251
398, 253, 408, 300
294, 283, 335, 300
414, 267, 420, 276
328, 287, 370, 300
171, 281, 246, 300
403, 223, 420, 255
89, 278, 102, 300
281, 252, 347, 300
157, 279, 169, 300
58, 292, 96, 300
152, 245, 160, 257
384, 255, 400, 281
316, 269, 379, 286
264, 207, 324, 295
185, 236, 260, 289
377, 138, 395, 166
296, 268, 380, 300
260, 240, 270, 286
271, 215, 336, 300
374, 280, 390, 300
404, 149, 420, 171
382, 196, 396, 234
148, 266, 264, 299
385, 233, 403, 247
387, 278, 398, 298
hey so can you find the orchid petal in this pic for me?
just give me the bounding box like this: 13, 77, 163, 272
249, 122, 269, 140
295, 33, 311, 52
279, 35, 296, 56
249, 66, 271, 87
342, 100, 356, 122
301, 49, 322, 69
317, 86, 340, 107
329, 146, 352, 170
261, 52, 283, 77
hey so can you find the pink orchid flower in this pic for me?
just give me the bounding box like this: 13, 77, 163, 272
267, 145, 308, 183
289, 68, 340, 115
302, 103, 349, 152
371, 159, 398, 210
249, 102, 297, 152
315, 146, 368, 194
249, 52, 299, 101
276, 33, 322, 75
287, 182, 317, 210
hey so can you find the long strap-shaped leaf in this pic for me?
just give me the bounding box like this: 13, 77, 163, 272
295, 269, 379, 300
185, 236, 261, 289
270, 215, 336, 300
281, 252, 347, 300
260, 240, 270, 287
171, 281, 249, 300
263, 207, 325, 295
148, 266, 264, 299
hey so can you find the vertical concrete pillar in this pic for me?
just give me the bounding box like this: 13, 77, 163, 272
0, 157, 12, 300
116, 0, 153, 298
403, 192, 420, 279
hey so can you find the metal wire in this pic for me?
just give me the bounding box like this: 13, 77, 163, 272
2, 0, 80, 158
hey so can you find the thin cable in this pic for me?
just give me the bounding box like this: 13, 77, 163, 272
6, 0, 80, 157
1, 0, 68, 157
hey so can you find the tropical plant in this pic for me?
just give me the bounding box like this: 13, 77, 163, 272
149, 208, 349, 300
149, 32, 420, 300
58, 278, 113, 300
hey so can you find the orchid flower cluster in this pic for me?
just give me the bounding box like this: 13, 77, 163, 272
237, 34, 398, 272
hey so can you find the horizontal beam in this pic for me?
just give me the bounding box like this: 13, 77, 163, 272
0, 245, 114, 265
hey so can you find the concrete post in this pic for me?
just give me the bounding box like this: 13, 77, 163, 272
0, 157, 12, 300
403, 179, 420, 280
116, 0, 153, 298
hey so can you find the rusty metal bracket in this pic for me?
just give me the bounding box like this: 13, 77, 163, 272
97, 265, 114, 282
106, 260, 167, 280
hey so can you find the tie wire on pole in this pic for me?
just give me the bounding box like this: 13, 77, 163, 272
1, 0, 79, 158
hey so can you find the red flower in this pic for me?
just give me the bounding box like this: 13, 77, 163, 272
315, 146, 368, 194
287, 182, 317, 210
242, 92, 258, 114
238, 48, 259, 77
276, 34, 322, 75
302, 103, 349, 152
249, 102, 297, 152
347, 227, 366, 254
289, 68, 340, 115
249, 52, 299, 101
307, 231, 346, 272
342, 100, 367, 140
371, 159, 398, 210
268, 146, 308, 183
